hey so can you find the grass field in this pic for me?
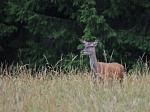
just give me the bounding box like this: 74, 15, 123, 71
0, 66, 150, 112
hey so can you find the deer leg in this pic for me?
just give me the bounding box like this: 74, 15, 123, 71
91, 73, 104, 85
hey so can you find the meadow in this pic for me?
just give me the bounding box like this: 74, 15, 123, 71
0, 65, 150, 112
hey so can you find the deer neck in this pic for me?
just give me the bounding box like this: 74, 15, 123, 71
89, 53, 97, 72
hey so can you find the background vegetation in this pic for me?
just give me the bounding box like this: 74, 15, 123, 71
1, 1, 150, 111
0, 0, 150, 70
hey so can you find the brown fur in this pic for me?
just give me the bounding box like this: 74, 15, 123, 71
96, 62, 124, 81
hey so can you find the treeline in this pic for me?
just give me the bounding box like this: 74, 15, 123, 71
0, 0, 150, 70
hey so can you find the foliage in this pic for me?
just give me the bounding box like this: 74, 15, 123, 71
0, 0, 150, 69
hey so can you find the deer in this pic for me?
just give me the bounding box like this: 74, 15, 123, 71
80, 40, 124, 82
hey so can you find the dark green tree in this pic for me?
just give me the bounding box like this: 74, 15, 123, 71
0, 0, 149, 69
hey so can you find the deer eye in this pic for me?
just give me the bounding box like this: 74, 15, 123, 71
86, 46, 93, 49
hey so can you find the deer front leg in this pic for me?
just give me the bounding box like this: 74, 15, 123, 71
91, 72, 104, 84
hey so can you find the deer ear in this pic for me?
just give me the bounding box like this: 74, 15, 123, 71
93, 40, 98, 46
79, 39, 86, 44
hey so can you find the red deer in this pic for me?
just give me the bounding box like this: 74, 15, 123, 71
80, 40, 124, 82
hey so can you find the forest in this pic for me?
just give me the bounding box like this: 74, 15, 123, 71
1, 1, 150, 111
0, 0, 150, 70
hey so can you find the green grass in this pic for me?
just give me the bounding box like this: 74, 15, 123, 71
0, 66, 150, 112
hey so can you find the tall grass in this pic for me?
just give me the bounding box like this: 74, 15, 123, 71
0, 64, 150, 112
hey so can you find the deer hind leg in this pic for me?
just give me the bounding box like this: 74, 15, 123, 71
118, 75, 124, 88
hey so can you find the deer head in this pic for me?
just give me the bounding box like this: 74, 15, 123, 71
80, 40, 98, 56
